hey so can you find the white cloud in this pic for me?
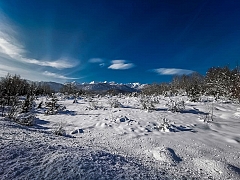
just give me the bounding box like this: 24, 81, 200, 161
0, 11, 79, 83
0, 64, 21, 72
22, 58, 76, 69
0, 59, 77, 82
153, 68, 194, 75
0, 32, 24, 59
43, 71, 78, 80
108, 60, 135, 70
89, 58, 105, 67
99, 63, 105, 67
0, 15, 77, 69
89, 58, 104, 63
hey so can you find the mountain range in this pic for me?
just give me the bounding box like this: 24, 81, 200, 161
44, 81, 146, 93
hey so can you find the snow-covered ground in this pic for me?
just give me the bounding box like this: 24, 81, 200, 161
1, 95, 240, 179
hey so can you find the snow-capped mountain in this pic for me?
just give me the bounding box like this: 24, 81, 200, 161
75, 82, 138, 93
37, 81, 64, 92
125, 82, 147, 90
59, 81, 146, 93
0, 77, 145, 93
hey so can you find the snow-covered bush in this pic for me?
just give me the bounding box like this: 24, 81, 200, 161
154, 118, 172, 132
139, 96, 155, 111
108, 99, 123, 108
15, 112, 35, 126
3, 96, 36, 126
6, 96, 21, 120
204, 101, 214, 122
166, 99, 185, 113
45, 95, 66, 115
73, 98, 78, 103
86, 97, 105, 110
21, 95, 34, 113
0, 97, 6, 117
37, 101, 43, 108
54, 122, 66, 136
87, 99, 99, 110
72, 92, 80, 103
187, 86, 201, 102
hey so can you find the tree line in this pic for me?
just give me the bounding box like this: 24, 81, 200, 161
0, 74, 53, 106
142, 66, 240, 102
1, 66, 240, 104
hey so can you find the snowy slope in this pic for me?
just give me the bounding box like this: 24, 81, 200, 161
1, 95, 240, 179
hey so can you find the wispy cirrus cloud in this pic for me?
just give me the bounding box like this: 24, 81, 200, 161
0, 59, 78, 82
0, 62, 69, 82
0, 31, 77, 69
0, 32, 24, 58
89, 58, 105, 67
43, 71, 79, 80
0, 63, 18, 77
0, 13, 77, 69
153, 68, 194, 75
89, 58, 104, 63
0, 63, 21, 72
108, 60, 135, 70
0, 11, 79, 83
23, 58, 76, 69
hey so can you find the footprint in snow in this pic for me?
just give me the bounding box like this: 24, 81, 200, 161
151, 147, 182, 165
116, 116, 129, 123
95, 122, 109, 128
71, 129, 84, 134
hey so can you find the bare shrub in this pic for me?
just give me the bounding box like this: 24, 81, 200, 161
88, 100, 98, 110
166, 99, 185, 113
54, 122, 66, 136
6, 96, 21, 120
0, 97, 6, 117
4, 95, 36, 126
45, 95, 66, 115
15, 112, 35, 126
37, 101, 43, 108
21, 95, 34, 113
73, 98, 78, 103
108, 99, 123, 108
86, 98, 103, 110
204, 101, 214, 122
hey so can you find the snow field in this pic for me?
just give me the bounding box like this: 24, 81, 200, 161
1, 95, 240, 179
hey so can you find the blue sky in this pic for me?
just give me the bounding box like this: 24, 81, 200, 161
0, 0, 240, 84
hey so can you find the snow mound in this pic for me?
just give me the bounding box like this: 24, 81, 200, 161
151, 147, 182, 165
193, 158, 225, 178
